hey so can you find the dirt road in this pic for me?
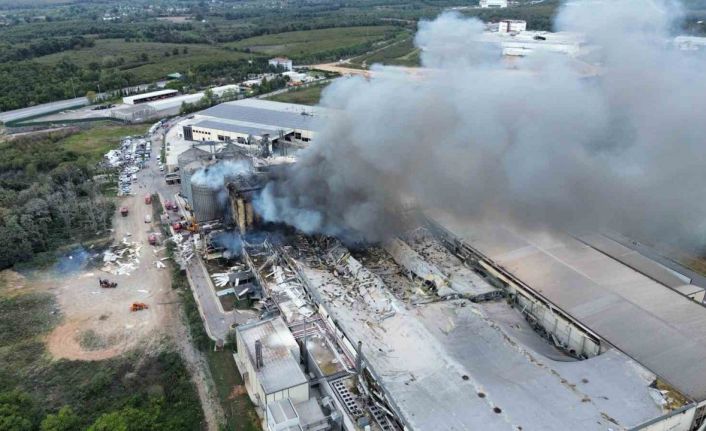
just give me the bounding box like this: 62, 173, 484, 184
42, 125, 224, 430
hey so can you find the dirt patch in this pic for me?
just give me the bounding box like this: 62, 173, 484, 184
47, 320, 135, 361
227, 385, 247, 399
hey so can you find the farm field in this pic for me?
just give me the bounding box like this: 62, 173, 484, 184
266, 83, 329, 105
33, 39, 255, 82
349, 37, 420, 68
227, 26, 405, 60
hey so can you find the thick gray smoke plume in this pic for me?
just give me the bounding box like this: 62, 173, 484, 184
256, 0, 706, 247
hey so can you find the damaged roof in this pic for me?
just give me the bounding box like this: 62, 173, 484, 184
430, 211, 706, 402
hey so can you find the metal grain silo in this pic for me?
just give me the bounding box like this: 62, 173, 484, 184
191, 183, 223, 222
181, 160, 207, 204
178, 146, 211, 202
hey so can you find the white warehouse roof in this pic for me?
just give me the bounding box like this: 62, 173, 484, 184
430, 211, 706, 402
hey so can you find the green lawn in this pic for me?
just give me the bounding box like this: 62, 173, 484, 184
226, 26, 404, 60
58, 123, 149, 161
34, 39, 255, 83
266, 83, 329, 105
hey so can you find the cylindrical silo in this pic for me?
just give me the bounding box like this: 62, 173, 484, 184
181, 160, 205, 205
191, 183, 223, 222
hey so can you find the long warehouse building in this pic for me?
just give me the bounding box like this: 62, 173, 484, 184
182, 98, 328, 144
427, 211, 706, 430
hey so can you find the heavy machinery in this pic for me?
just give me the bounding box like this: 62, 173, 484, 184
120, 207, 129, 216
99, 279, 117, 288
130, 302, 149, 312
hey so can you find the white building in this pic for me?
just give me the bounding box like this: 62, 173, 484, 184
234, 317, 309, 423
674, 35, 706, 51
479, 0, 508, 8
122, 89, 178, 105
181, 98, 326, 148
477, 30, 587, 57
498, 19, 526, 33
269, 57, 293, 71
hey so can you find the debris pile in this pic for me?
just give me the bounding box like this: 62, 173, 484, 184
101, 239, 142, 276
211, 264, 251, 288
171, 234, 195, 266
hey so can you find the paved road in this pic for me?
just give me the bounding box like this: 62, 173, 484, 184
0, 97, 88, 123
146, 125, 255, 342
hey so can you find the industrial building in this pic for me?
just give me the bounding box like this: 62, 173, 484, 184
477, 29, 588, 57
164, 100, 706, 431
497, 19, 527, 33
234, 317, 310, 415
182, 99, 325, 145
123, 89, 178, 105
479, 0, 508, 8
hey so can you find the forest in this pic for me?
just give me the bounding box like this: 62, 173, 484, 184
0, 129, 115, 269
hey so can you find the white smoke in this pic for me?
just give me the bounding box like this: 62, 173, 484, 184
191, 160, 252, 189
255, 0, 706, 247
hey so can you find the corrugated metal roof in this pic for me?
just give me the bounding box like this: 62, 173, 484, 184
237, 317, 308, 394
431, 213, 706, 401
200, 102, 323, 132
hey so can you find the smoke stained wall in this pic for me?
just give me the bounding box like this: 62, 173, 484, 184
255, 0, 706, 247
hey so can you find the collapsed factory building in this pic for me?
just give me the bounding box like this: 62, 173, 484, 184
165, 100, 706, 431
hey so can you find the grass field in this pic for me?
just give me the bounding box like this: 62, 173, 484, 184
266, 83, 329, 105
226, 26, 404, 59
34, 39, 255, 83
58, 123, 149, 161
206, 350, 260, 431
349, 37, 420, 68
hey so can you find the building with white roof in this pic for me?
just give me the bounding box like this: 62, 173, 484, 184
479, 0, 508, 8
182, 98, 327, 145
234, 316, 309, 423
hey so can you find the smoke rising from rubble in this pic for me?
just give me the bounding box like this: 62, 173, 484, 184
255, 0, 706, 246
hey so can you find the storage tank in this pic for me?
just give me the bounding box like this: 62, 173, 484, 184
180, 160, 206, 204
191, 183, 223, 222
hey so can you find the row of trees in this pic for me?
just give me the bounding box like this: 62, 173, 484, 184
0, 36, 94, 63
0, 130, 115, 269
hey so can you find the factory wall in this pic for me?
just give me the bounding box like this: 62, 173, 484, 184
190, 124, 316, 143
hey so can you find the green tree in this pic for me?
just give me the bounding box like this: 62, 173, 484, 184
0, 391, 38, 431
86, 90, 97, 103
41, 406, 80, 431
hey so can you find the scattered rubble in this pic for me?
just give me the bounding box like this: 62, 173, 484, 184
101, 239, 142, 276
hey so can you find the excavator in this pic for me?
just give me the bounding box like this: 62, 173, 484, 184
130, 302, 149, 312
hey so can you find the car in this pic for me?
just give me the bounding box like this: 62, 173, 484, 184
144, 215, 152, 223
159, 166, 164, 172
